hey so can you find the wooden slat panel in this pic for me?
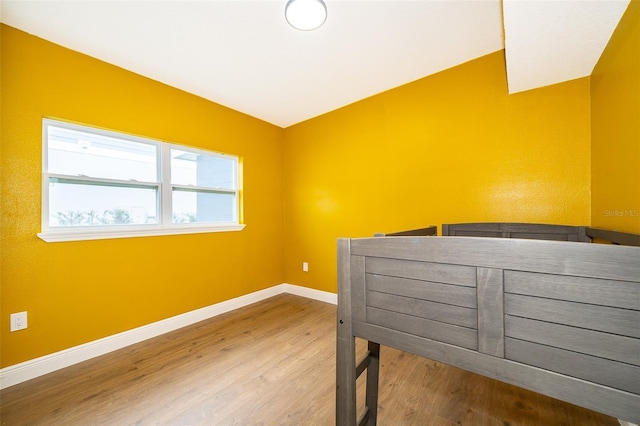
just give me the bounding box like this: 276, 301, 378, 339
504, 270, 640, 310
350, 237, 640, 283
442, 222, 583, 239
366, 291, 477, 329
505, 294, 640, 338
505, 338, 640, 395
366, 307, 477, 350
384, 226, 437, 237
366, 274, 477, 308
510, 232, 569, 241
505, 316, 640, 366
352, 321, 640, 424
366, 257, 476, 287
452, 230, 502, 237
341, 235, 640, 425
477, 268, 504, 358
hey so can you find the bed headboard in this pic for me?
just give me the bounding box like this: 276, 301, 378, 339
441, 222, 589, 242
373, 225, 437, 237
586, 226, 640, 246
336, 236, 640, 425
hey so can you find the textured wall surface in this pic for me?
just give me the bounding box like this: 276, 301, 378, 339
283, 51, 591, 293
0, 25, 285, 367
591, 1, 640, 233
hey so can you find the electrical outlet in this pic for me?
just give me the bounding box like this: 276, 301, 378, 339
302, 262, 309, 272
10, 312, 27, 332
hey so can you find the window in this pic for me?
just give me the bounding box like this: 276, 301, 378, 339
39, 119, 243, 242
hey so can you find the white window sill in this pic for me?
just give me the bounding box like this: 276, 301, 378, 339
37, 224, 246, 243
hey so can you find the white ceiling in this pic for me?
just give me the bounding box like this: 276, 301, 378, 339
503, 0, 630, 94
0, 0, 630, 128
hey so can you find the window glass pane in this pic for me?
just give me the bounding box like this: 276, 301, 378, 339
49, 180, 158, 227
47, 125, 157, 182
41, 119, 242, 239
171, 149, 236, 189
172, 190, 235, 223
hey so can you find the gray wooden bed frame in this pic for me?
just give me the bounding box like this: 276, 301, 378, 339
442, 222, 590, 242
336, 224, 640, 425
373, 225, 437, 238
442, 222, 640, 246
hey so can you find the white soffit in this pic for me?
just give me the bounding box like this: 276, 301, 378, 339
0, 0, 504, 128
1, 1, 629, 125
503, 0, 631, 94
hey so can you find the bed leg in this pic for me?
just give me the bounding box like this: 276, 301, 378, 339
337, 239, 357, 426
364, 341, 380, 426
336, 330, 357, 425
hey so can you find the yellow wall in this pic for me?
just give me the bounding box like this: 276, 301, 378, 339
283, 51, 591, 293
591, 1, 640, 233
5, 6, 637, 370
0, 25, 285, 367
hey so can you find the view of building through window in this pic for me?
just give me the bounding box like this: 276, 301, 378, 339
170, 149, 236, 224
44, 120, 238, 230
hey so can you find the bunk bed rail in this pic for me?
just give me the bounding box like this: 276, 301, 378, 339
336, 236, 640, 425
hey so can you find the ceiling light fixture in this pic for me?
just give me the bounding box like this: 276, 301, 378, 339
285, 0, 327, 31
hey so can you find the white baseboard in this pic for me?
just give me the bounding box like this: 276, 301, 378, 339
281, 283, 337, 305
0, 283, 336, 390
619, 421, 638, 426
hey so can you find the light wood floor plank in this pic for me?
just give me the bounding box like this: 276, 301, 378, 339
0, 294, 619, 425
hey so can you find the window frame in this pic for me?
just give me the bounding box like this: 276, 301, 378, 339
39, 119, 244, 243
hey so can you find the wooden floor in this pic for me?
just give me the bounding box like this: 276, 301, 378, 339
0, 294, 619, 425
